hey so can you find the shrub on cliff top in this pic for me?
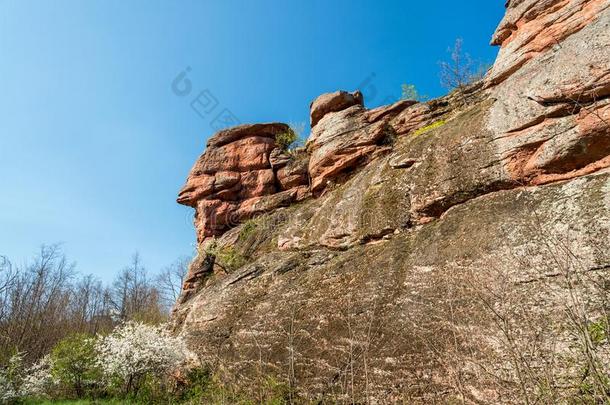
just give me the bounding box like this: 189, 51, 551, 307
400, 83, 428, 102
275, 122, 305, 151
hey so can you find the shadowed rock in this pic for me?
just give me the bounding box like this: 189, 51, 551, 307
172, 2, 610, 401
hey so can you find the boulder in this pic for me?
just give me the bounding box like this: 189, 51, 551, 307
307, 99, 415, 193
309, 90, 364, 128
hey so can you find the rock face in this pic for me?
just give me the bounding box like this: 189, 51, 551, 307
173, 1, 610, 403
307, 98, 417, 193
309, 90, 364, 128
488, 0, 610, 186
177, 123, 309, 241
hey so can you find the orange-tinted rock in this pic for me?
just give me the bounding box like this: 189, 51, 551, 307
277, 156, 309, 190
488, 0, 608, 86
172, 3, 610, 400
214, 171, 240, 191
269, 148, 292, 169
239, 169, 276, 199
200, 136, 276, 173
390, 101, 449, 136
178, 123, 308, 242
207, 123, 289, 147
307, 98, 410, 194
310, 90, 364, 128
503, 101, 610, 185
193, 199, 238, 240
176, 174, 214, 206
488, 0, 610, 187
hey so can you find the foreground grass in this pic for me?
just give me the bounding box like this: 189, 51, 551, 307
24, 400, 137, 405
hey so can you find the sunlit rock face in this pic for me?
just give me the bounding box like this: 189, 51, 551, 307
173, 1, 610, 402
488, 0, 610, 185
177, 123, 309, 242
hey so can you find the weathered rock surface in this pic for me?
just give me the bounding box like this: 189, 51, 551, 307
309, 90, 364, 128
306, 99, 419, 193
488, 0, 610, 187
173, 1, 610, 402
175, 171, 610, 403
177, 123, 309, 241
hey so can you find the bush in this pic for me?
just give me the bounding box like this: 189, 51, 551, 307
95, 321, 193, 397
21, 355, 57, 399
401, 84, 428, 102
0, 352, 24, 403
50, 334, 100, 398
202, 239, 246, 272
275, 123, 305, 152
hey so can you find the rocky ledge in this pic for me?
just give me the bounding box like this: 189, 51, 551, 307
173, 1, 610, 403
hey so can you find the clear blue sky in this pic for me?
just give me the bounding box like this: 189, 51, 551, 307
0, 0, 504, 282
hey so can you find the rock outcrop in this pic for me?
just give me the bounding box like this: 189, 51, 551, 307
173, 1, 610, 403
488, 0, 610, 187
177, 123, 309, 242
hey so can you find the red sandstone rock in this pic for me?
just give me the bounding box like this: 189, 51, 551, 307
173, 3, 610, 399
178, 123, 309, 242
488, 0, 608, 86
178, 0, 610, 244
309, 90, 364, 128
277, 156, 309, 190
488, 0, 610, 187
307, 98, 411, 193
207, 123, 289, 147
239, 169, 276, 199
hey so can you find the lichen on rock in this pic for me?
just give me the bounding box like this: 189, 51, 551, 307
172, 1, 610, 402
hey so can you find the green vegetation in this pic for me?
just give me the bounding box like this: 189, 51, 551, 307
275, 129, 298, 151
215, 246, 246, 272
275, 122, 305, 152
412, 119, 446, 137
203, 238, 246, 272
50, 334, 100, 398
24, 400, 134, 404
1, 323, 295, 404
588, 318, 609, 345
400, 83, 428, 102
238, 219, 258, 241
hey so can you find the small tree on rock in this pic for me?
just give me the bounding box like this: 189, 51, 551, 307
439, 38, 488, 103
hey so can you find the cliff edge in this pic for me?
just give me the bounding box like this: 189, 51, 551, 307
173, 1, 610, 402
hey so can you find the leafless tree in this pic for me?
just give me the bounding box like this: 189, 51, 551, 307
155, 256, 189, 312
0, 245, 75, 361
0, 247, 173, 365
440, 38, 488, 103
111, 252, 165, 323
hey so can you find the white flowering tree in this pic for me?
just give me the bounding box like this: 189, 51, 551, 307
20, 355, 57, 398
0, 353, 24, 403
0, 370, 18, 403
95, 321, 192, 395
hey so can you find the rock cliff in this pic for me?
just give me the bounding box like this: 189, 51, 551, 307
173, 1, 610, 402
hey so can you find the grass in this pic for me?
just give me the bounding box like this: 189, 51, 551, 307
216, 246, 246, 272
24, 400, 135, 405
238, 219, 258, 241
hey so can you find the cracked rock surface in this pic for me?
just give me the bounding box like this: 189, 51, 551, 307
173, 1, 610, 402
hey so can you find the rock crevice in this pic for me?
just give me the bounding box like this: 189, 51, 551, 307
173, 1, 610, 401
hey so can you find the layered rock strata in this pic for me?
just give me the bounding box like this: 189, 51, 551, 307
173, 1, 610, 402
